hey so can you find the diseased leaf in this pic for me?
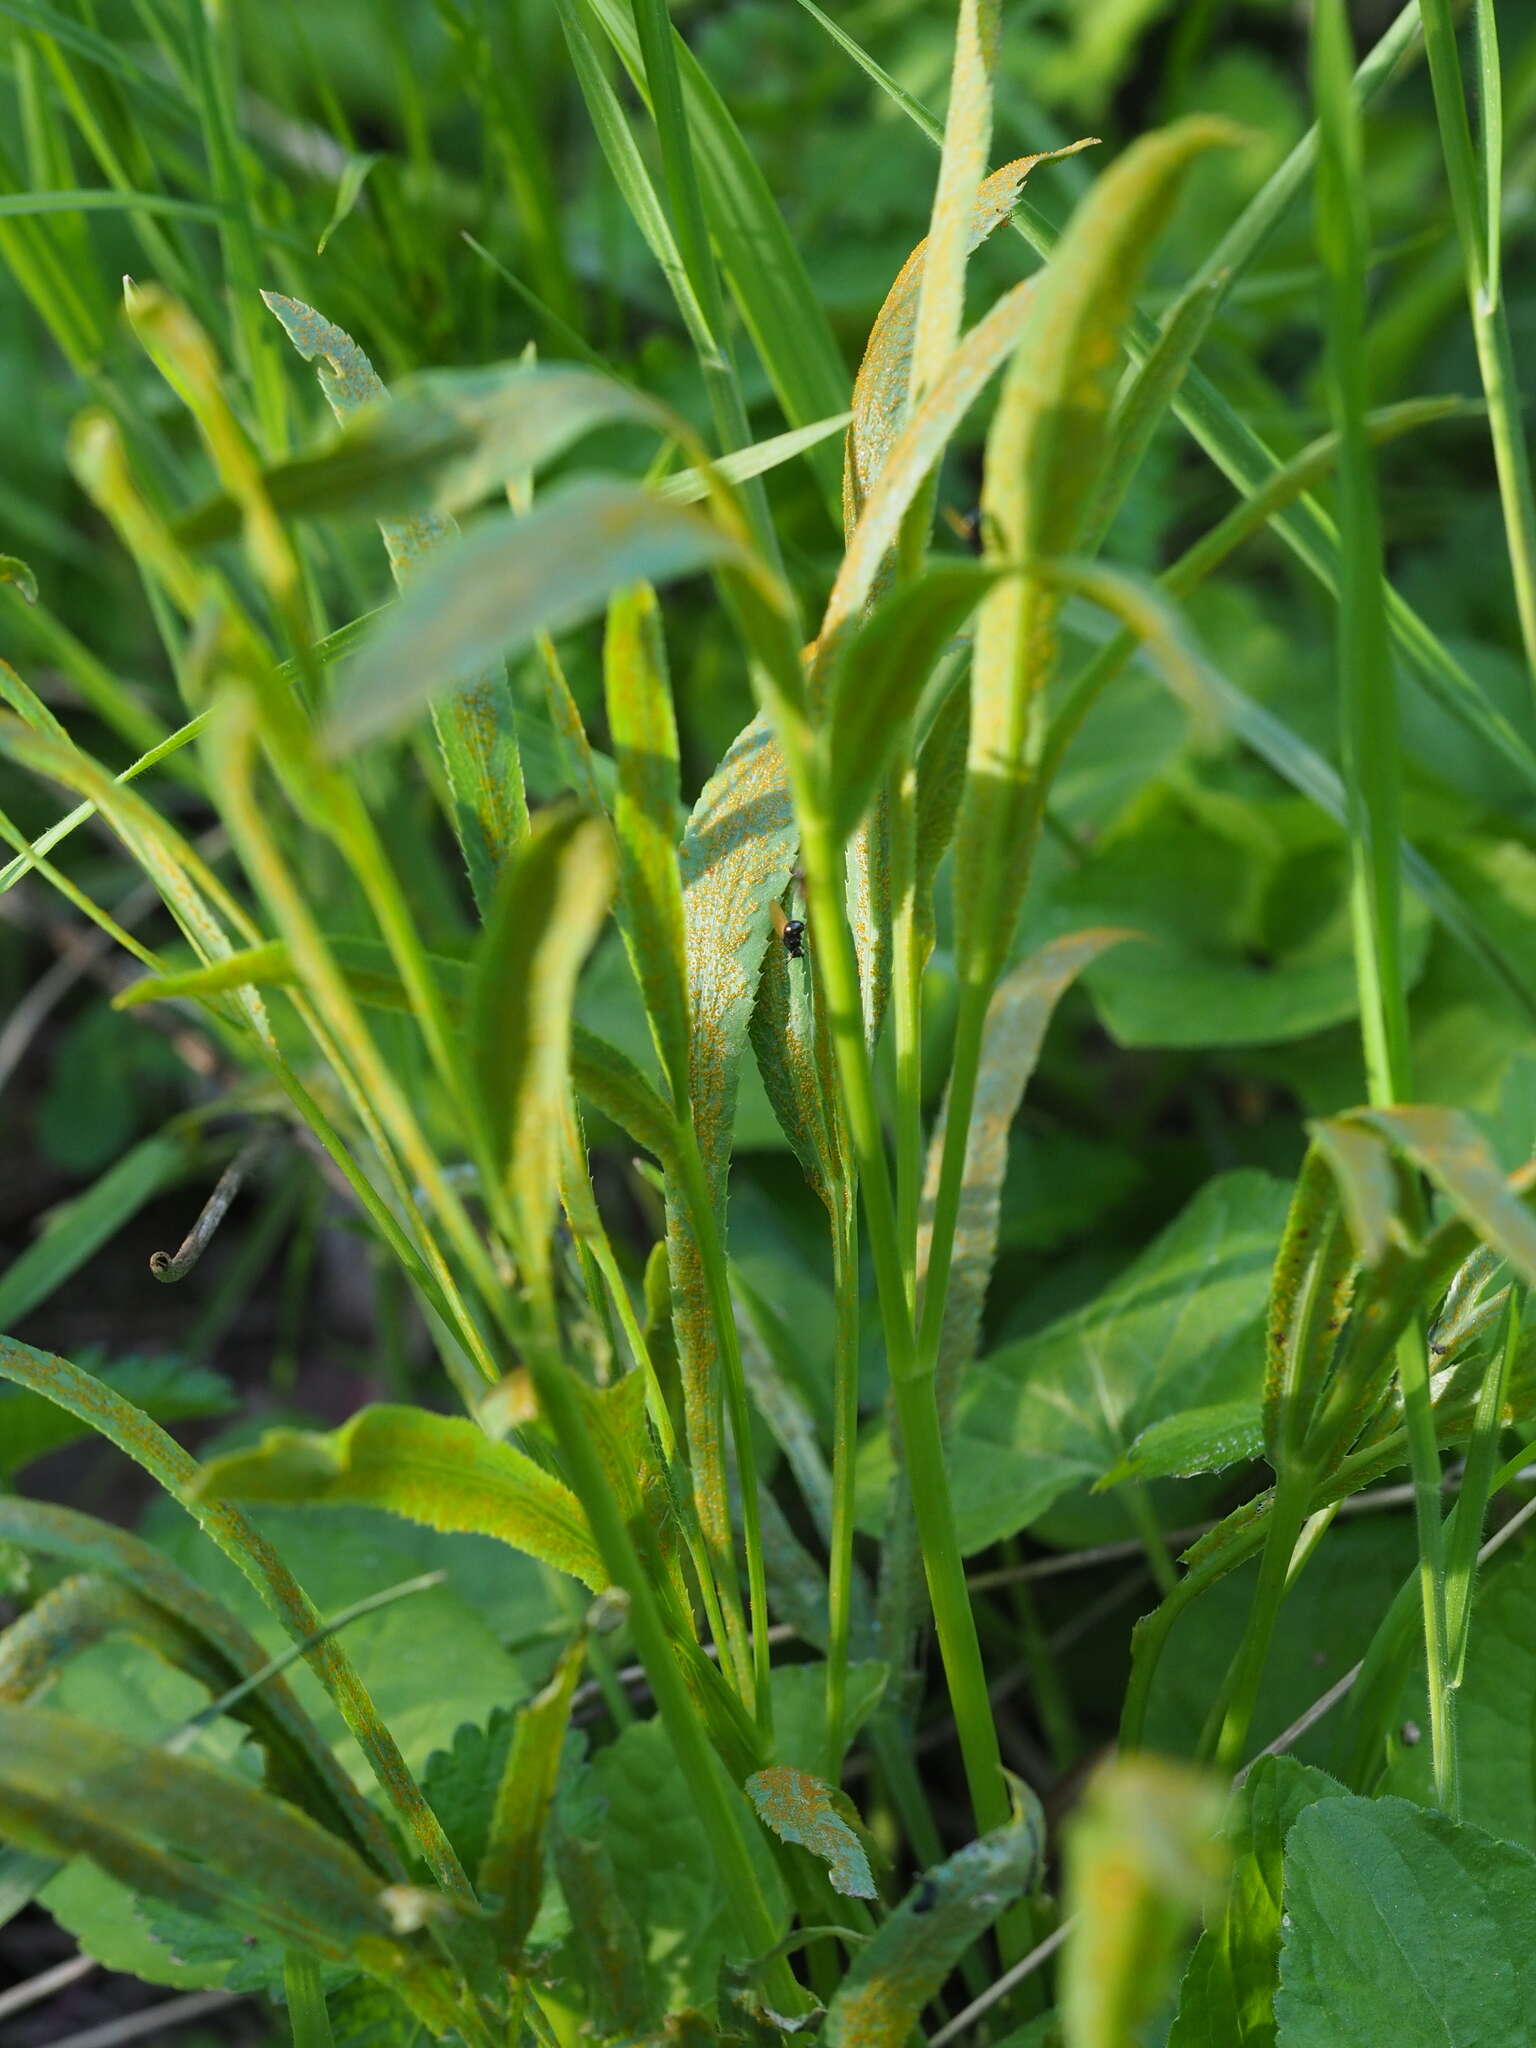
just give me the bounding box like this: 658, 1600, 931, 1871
551, 1822, 655, 2035
1275, 1797, 1536, 2046
328, 479, 753, 751
1334, 1105, 1536, 1289
1060, 1757, 1228, 2048
482, 1637, 586, 1959
822, 1789, 1045, 2048
192, 1407, 605, 1591
957, 119, 1233, 996
605, 584, 692, 1107
843, 146, 1097, 533
1168, 1758, 1350, 2048
0, 1704, 398, 1968
0, 1353, 233, 1477
746, 1767, 874, 1900
470, 807, 615, 1276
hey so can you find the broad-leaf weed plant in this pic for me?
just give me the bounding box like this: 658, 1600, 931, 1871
3, 2, 1536, 2044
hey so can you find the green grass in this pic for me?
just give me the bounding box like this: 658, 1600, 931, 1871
3, 3, 1536, 2043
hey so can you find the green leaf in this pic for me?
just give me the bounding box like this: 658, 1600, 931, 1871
558, 1716, 786, 2013
1102, 1398, 1265, 1488
1061, 1757, 1229, 2048
1332, 1104, 1536, 1290
822, 1788, 1045, 2048
192, 1407, 605, 1591
0, 554, 37, 604
957, 117, 1234, 993
481, 1637, 585, 1960
0, 1704, 398, 1967
328, 478, 751, 751
746, 1767, 875, 1900
1168, 1758, 1349, 2048
1275, 1796, 1536, 2045
860, 1171, 1289, 1552
419, 1710, 516, 1882
550, 1821, 655, 2034
605, 584, 691, 1107
571, 1023, 679, 1164
0, 1353, 233, 1477
315, 153, 381, 255
470, 806, 615, 1276
0, 1130, 197, 1328
770, 1660, 887, 1777
825, 561, 1000, 844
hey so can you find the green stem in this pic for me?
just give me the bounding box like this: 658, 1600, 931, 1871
824, 1192, 861, 1778
797, 807, 1008, 1845
1418, 0, 1536, 681
1445, 1290, 1522, 1673
1211, 1467, 1318, 1771
283, 1950, 334, 2048
527, 1331, 802, 2011
1122, 1481, 1178, 1598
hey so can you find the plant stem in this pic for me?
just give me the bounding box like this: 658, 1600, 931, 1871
1211, 1467, 1318, 1770
1445, 1290, 1522, 1673
824, 1191, 861, 1778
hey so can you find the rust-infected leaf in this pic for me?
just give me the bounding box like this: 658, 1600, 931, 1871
192, 1405, 605, 1590
746, 1766, 875, 1899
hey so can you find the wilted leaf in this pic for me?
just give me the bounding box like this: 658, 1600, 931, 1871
193, 1407, 605, 1590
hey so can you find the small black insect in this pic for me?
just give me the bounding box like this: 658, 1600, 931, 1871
911, 1874, 939, 1915
782, 918, 807, 960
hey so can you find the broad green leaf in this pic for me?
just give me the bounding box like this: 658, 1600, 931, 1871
1384, 1540, 1536, 1852
0, 1704, 398, 1968
470, 808, 615, 1275
821, 1788, 1045, 2048
482, 1637, 585, 1960
0, 1353, 233, 1476
420, 1711, 517, 1883
605, 585, 691, 1107
1168, 1758, 1348, 2048
328, 479, 753, 752
0, 1130, 197, 1329
860, 1171, 1289, 1552
1274, 1797, 1536, 2045
826, 562, 1000, 844
262, 295, 530, 914
844, 147, 1097, 532
956, 118, 1233, 995
558, 1715, 786, 2013
193, 1407, 605, 1591
1101, 1398, 1264, 1488
770, 1660, 888, 1777
1060, 1757, 1228, 2048
746, 1767, 874, 1899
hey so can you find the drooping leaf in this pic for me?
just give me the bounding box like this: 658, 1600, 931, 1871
1274, 1796, 1536, 2046
821, 1788, 1045, 2048
327, 480, 753, 751
193, 1408, 604, 1589
1332, 1104, 1536, 1289
1059, 1757, 1229, 2048
571, 1023, 679, 1164
470, 807, 615, 1276
605, 584, 692, 1107
1167, 1758, 1349, 2048
861, 1171, 1289, 1552
746, 1767, 875, 1900
0, 554, 38, 605
315, 153, 382, 255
